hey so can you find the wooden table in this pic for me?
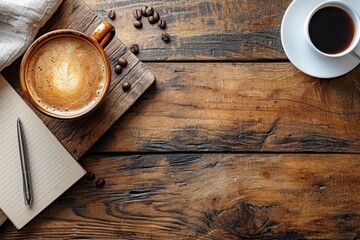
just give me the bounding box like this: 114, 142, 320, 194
1, 0, 360, 239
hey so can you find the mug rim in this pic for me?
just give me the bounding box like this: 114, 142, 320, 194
304, 0, 360, 58
20, 29, 112, 120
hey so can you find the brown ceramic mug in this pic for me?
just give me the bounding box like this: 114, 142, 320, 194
20, 22, 115, 120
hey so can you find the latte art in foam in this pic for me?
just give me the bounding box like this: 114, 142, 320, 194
27, 36, 107, 116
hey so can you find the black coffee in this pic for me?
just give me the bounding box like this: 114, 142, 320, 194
309, 6, 354, 54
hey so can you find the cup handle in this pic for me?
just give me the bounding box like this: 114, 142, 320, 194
90, 22, 115, 49
351, 44, 360, 61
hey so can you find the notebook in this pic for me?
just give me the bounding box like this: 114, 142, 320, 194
0, 74, 86, 229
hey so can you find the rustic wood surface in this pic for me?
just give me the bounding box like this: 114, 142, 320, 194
1, 0, 360, 239
84, 0, 292, 61
0, 212, 5, 227
1, 154, 360, 239
93, 63, 360, 153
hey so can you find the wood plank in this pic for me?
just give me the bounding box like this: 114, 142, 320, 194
92, 63, 360, 153
1, 153, 360, 239
2, 0, 155, 160
83, 0, 291, 61
0, 212, 5, 226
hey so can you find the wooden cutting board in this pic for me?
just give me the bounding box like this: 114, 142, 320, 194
0, 0, 155, 225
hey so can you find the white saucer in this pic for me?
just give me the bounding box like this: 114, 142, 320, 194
281, 0, 360, 78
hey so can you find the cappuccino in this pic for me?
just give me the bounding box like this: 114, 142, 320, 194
26, 35, 107, 116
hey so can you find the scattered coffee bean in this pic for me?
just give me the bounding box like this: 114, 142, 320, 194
96, 178, 105, 188
133, 9, 142, 20
145, 6, 154, 16
158, 19, 167, 29
107, 9, 115, 20
153, 12, 160, 22
148, 16, 156, 24
85, 172, 95, 181
134, 20, 143, 29
141, 6, 148, 16
122, 82, 131, 91
115, 65, 123, 74
118, 58, 128, 67
130, 44, 139, 54
161, 33, 171, 43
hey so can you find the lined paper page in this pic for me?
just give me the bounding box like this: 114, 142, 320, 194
0, 74, 86, 229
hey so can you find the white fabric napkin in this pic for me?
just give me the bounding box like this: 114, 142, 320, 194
0, 0, 62, 71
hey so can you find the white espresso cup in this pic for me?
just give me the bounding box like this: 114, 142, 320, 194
304, 0, 360, 60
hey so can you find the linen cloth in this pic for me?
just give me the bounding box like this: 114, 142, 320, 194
0, 0, 62, 71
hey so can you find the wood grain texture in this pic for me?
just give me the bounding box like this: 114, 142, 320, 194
1, 0, 359, 236
1, 154, 360, 239
2, 0, 155, 160
93, 63, 360, 153
83, 0, 291, 61
0, 211, 5, 226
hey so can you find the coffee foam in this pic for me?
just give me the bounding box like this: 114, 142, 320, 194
26, 36, 107, 116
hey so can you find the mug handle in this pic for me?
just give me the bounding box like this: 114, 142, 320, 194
352, 44, 360, 61
90, 22, 115, 48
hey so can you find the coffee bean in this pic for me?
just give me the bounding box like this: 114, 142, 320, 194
130, 44, 139, 54
148, 16, 156, 24
122, 82, 131, 91
118, 58, 128, 67
145, 6, 154, 16
115, 65, 123, 74
153, 12, 160, 22
158, 19, 167, 29
85, 172, 95, 181
161, 33, 171, 43
134, 20, 143, 29
107, 9, 115, 20
141, 6, 148, 16
96, 178, 105, 188
133, 9, 142, 20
